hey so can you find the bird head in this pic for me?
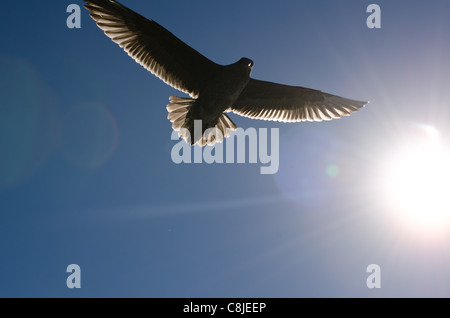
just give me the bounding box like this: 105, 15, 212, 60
238, 57, 254, 75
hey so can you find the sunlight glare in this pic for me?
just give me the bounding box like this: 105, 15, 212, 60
382, 125, 450, 233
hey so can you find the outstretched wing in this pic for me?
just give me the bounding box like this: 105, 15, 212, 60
84, 0, 220, 98
232, 79, 368, 122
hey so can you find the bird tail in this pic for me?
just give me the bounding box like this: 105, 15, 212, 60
201, 113, 237, 146
167, 96, 192, 131
167, 96, 237, 146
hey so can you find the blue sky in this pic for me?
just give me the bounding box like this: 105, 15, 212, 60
1, 0, 450, 297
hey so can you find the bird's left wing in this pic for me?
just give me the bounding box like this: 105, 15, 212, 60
84, 0, 220, 98
232, 79, 368, 122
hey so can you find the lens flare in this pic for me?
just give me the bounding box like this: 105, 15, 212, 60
0, 56, 59, 189
60, 102, 119, 168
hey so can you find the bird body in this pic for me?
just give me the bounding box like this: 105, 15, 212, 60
83, 0, 368, 146
173, 58, 253, 144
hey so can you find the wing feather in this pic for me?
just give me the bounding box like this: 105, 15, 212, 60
84, 0, 220, 98
233, 79, 368, 122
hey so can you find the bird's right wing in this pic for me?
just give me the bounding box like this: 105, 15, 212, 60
84, 0, 220, 97
232, 79, 368, 122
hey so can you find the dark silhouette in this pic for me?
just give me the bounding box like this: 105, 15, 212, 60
84, 0, 368, 146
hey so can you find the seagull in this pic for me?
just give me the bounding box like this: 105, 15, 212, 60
84, 0, 368, 146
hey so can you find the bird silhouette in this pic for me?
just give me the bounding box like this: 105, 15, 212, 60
84, 0, 368, 146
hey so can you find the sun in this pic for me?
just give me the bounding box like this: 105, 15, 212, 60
381, 124, 450, 234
